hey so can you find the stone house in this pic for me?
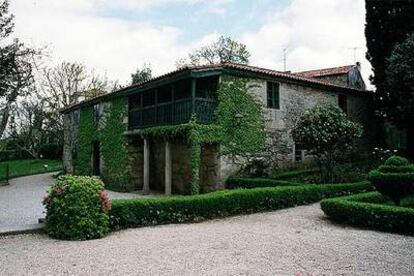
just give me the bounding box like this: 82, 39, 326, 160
61, 62, 375, 194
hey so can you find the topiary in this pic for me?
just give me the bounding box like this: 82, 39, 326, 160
43, 175, 110, 240
368, 156, 414, 205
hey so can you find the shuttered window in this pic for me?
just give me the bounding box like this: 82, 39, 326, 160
267, 82, 280, 109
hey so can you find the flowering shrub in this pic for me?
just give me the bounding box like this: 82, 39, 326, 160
43, 175, 110, 240
292, 104, 362, 183
368, 156, 414, 205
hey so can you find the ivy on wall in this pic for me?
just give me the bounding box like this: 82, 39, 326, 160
100, 98, 130, 190
75, 106, 97, 175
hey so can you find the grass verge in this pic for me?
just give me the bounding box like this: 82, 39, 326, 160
0, 159, 62, 181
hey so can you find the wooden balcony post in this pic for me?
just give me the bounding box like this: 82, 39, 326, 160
143, 138, 150, 194
165, 140, 172, 195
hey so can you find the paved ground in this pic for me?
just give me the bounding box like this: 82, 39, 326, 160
0, 173, 150, 228
0, 204, 413, 276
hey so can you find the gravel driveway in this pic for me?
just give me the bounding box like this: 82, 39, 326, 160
0, 173, 149, 228
0, 204, 413, 275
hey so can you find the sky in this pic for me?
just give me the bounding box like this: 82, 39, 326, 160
10, 0, 372, 87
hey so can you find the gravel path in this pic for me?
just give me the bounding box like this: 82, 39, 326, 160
0, 173, 150, 228
0, 204, 413, 275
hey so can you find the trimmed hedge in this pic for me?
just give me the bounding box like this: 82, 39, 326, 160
226, 177, 303, 189
270, 168, 318, 180
321, 192, 414, 235
110, 181, 372, 229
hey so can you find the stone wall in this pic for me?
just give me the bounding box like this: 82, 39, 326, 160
200, 143, 223, 193
126, 137, 144, 190
219, 77, 376, 178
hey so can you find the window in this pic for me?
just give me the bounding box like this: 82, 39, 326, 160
174, 79, 191, 100
143, 90, 156, 107
196, 76, 219, 99
157, 85, 173, 103
294, 144, 305, 163
93, 104, 103, 123
129, 94, 141, 110
267, 82, 280, 109
338, 94, 348, 114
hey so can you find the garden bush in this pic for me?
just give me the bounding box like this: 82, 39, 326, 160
226, 177, 303, 189
368, 156, 414, 205
43, 175, 110, 240
110, 181, 372, 230
39, 143, 63, 160
321, 192, 414, 235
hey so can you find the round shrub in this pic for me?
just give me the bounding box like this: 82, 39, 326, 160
368, 156, 414, 205
43, 175, 110, 240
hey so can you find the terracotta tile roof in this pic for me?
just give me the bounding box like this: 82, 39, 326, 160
61, 62, 368, 113
294, 65, 354, 78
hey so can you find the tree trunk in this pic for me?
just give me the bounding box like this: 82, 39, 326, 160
0, 101, 12, 138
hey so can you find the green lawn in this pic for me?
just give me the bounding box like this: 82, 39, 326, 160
0, 159, 63, 181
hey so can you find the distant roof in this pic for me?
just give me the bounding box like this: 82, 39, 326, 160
62, 62, 369, 113
294, 65, 355, 78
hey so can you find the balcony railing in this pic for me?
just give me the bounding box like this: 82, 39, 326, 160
128, 98, 217, 129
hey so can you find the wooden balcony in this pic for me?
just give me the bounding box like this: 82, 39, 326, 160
128, 97, 217, 129
128, 76, 219, 129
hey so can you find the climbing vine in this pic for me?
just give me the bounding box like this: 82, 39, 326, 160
75, 106, 97, 175
100, 98, 130, 191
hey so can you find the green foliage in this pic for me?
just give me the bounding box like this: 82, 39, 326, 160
39, 143, 62, 160
226, 177, 304, 189
321, 192, 414, 235
177, 35, 250, 67
75, 106, 97, 175
43, 175, 110, 240
292, 104, 362, 183
100, 98, 129, 189
368, 156, 414, 205
110, 181, 372, 229
131, 63, 152, 85
215, 75, 265, 157
189, 142, 201, 195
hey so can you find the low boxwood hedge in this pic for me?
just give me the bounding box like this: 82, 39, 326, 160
110, 181, 372, 230
226, 177, 303, 189
321, 192, 414, 235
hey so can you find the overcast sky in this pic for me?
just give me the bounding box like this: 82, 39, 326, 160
10, 0, 372, 87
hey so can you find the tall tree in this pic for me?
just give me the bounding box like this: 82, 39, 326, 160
365, 0, 414, 158
385, 33, 414, 158
0, 0, 37, 138
131, 63, 152, 84
177, 36, 250, 68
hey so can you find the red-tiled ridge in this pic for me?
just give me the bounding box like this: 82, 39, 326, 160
294, 65, 354, 78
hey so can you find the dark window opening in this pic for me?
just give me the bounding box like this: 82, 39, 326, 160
129, 94, 141, 110
92, 141, 100, 176
196, 76, 219, 99
338, 94, 348, 114
174, 79, 191, 100
294, 144, 304, 163
143, 90, 156, 107
157, 85, 173, 103
267, 82, 280, 109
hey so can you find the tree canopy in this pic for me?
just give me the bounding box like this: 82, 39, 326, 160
292, 104, 362, 183
131, 63, 152, 85
177, 36, 250, 68
0, 0, 36, 138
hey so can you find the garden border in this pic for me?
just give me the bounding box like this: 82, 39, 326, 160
321, 192, 414, 235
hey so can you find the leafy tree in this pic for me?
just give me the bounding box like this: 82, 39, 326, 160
365, 0, 414, 158
131, 63, 152, 84
292, 104, 362, 183
177, 36, 250, 68
0, 0, 37, 138
385, 33, 414, 159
